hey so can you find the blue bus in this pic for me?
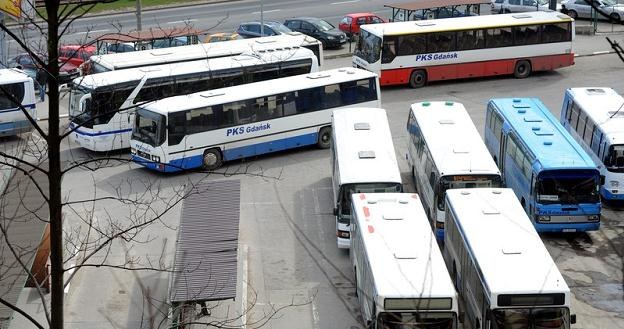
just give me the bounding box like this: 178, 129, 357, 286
484, 98, 601, 232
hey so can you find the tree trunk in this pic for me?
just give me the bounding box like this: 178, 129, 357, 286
46, 2, 64, 329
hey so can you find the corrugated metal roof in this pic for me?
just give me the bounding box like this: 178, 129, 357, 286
169, 180, 241, 303
385, 0, 490, 11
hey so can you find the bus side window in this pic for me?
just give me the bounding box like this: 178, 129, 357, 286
381, 37, 397, 63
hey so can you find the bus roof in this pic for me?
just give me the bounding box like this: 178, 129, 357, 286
410, 101, 500, 177
0, 68, 32, 84
352, 193, 457, 300
142, 67, 378, 114
489, 98, 596, 170
445, 188, 570, 298
74, 46, 316, 89
361, 11, 572, 36
90, 33, 320, 70
566, 87, 624, 142
332, 107, 402, 185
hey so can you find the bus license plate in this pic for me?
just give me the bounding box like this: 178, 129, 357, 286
562, 228, 577, 233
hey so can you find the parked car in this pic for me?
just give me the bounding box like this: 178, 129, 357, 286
561, 0, 624, 21
204, 32, 242, 43
338, 13, 385, 40
491, 0, 549, 13
8, 53, 79, 86
284, 17, 347, 49
236, 21, 293, 38
58, 44, 96, 68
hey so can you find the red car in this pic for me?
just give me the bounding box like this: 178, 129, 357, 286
338, 13, 385, 40
58, 44, 96, 68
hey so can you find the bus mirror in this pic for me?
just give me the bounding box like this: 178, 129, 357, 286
333, 207, 338, 216
570, 314, 576, 324
600, 175, 605, 185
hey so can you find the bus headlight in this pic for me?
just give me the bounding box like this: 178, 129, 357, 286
151, 155, 160, 162
589, 215, 600, 221
610, 180, 619, 187
130, 147, 136, 155
538, 215, 551, 222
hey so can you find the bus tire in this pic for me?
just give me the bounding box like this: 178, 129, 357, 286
317, 126, 332, 149
354, 269, 358, 297
411, 166, 417, 190
452, 263, 459, 290
202, 148, 222, 171
409, 70, 427, 88
513, 60, 531, 79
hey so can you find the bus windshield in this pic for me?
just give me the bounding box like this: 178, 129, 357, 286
378, 312, 455, 329
437, 175, 503, 210
493, 308, 569, 329
132, 109, 166, 147
355, 30, 381, 64
537, 170, 599, 204
69, 86, 91, 125
339, 182, 402, 223
604, 145, 624, 173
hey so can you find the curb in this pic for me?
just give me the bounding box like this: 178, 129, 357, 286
574, 50, 616, 57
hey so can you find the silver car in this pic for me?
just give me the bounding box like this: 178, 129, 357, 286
491, 0, 549, 13
561, 0, 624, 21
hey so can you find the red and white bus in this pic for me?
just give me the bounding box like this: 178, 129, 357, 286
352, 11, 574, 88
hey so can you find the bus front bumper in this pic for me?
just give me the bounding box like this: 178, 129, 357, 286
533, 221, 600, 233
601, 188, 624, 200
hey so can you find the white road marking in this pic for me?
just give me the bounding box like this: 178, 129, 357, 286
69, 29, 110, 35
331, 0, 360, 4
252, 9, 281, 14
166, 19, 198, 24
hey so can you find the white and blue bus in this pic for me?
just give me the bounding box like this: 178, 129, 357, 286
444, 188, 576, 329
130, 67, 380, 172
0, 69, 36, 136
69, 46, 318, 152
561, 87, 624, 201
86, 32, 324, 74
406, 101, 502, 240
485, 98, 601, 232
331, 108, 402, 249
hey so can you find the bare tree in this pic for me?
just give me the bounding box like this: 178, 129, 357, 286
0, 1, 311, 329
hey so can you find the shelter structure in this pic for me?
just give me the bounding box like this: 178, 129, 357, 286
385, 0, 490, 21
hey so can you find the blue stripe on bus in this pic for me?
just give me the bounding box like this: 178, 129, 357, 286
434, 228, 444, 241
134, 132, 319, 172
0, 104, 36, 113
601, 187, 624, 200
0, 120, 33, 136
533, 222, 600, 232
73, 128, 133, 137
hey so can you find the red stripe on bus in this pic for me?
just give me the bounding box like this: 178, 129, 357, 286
379, 54, 574, 87
359, 193, 366, 200
363, 206, 370, 219
368, 225, 374, 233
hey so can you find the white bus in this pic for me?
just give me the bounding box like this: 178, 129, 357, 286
444, 188, 576, 329
130, 67, 380, 172
560, 87, 624, 201
350, 193, 459, 329
69, 47, 318, 152
353, 11, 574, 88
0, 69, 37, 136
85, 32, 324, 74
331, 107, 402, 249
406, 101, 501, 241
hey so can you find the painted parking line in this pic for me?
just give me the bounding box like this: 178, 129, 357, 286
252, 9, 281, 14
331, 0, 360, 4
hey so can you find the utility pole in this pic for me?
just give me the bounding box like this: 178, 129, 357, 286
136, 0, 142, 31
0, 12, 6, 67
260, 0, 264, 36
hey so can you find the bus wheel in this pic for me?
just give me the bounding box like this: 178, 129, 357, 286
317, 126, 332, 149
513, 60, 532, 79
202, 148, 222, 171
411, 166, 417, 190
409, 70, 427, 88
